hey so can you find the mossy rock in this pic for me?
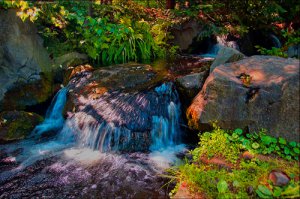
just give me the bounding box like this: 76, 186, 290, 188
0, 111, 43, 143
1, 72, 54, 111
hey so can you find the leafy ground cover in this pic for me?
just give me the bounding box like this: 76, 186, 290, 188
169, 125, 300, 198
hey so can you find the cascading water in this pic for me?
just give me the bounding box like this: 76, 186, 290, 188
31, 87, 68, 136
150, 85, 181, 151
0, 87, 71, 184
200, 35, 240, 58
59, 82, 183, 153
0, 65, 185, 198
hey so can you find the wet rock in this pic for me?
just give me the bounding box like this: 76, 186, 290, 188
210, 46, 245, 73
0, 111, 43, 143
269, 170, 290, 186
0, 9, 53, 110
175, 70, 209, 104
65, 64, 181, 151
1, 73, 55, 111
68, 64, 94, 80
187, 56, 300, 142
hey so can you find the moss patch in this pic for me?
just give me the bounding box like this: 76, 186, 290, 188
0, 111, 43, 142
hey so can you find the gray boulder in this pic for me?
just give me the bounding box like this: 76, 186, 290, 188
187, 56, 300, 142
175, 71, 209, 104
172, 20, 202, 51
287, 44, 300, 59
0, 9, 52, 110
210, 46, 245, 73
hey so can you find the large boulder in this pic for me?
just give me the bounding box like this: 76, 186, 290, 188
210, 46, 245, 73
0, 9, 53, 110
0, 111, 43, 143
187, 56, 300, 141
171, 20, 202, 51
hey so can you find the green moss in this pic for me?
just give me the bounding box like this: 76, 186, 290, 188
0, 111, 43, 141
7, 120, 34, 139
2, 73, 54, 110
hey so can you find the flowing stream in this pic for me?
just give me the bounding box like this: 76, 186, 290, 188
0, 82, 186, 198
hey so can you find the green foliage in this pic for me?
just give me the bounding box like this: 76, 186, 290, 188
197, 23, 225, 40
0, 0, 40, 21
256, 46, 288, 58
192, 125, 299, 163
256, 181, 300, 198
282, 29, 300, 49
1, 0, 171, 65
191, 125, 241, 163
217, 180, 228, 193
256, 29, 300, 58
228, 129, 300, 161
170, 126, 300, 199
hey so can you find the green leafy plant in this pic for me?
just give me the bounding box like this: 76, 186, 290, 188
255, 46, 288, 58
217, 180, 228, 193
1, 0, 171, 65
0, 0, 40, 22
256, 181, 300, 198
256, 29, 300, 58
191, 124, 242, 163
228, 129, 300, 161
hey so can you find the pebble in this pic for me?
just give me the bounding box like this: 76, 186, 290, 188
247, 186, 254, 195
269, 170, 290, 186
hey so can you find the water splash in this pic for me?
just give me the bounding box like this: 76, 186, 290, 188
31, 87, 68, 136
62, 114, 145, 152
216, 35, 239, 50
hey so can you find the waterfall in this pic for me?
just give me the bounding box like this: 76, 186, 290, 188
201, 35, 239, 58
59, 82, 182, 152
216, 35, 239, 50
0, 87, 71, 183
31, 87, 68, 136
0, 79, 185, 197
150, 91, 181, 151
